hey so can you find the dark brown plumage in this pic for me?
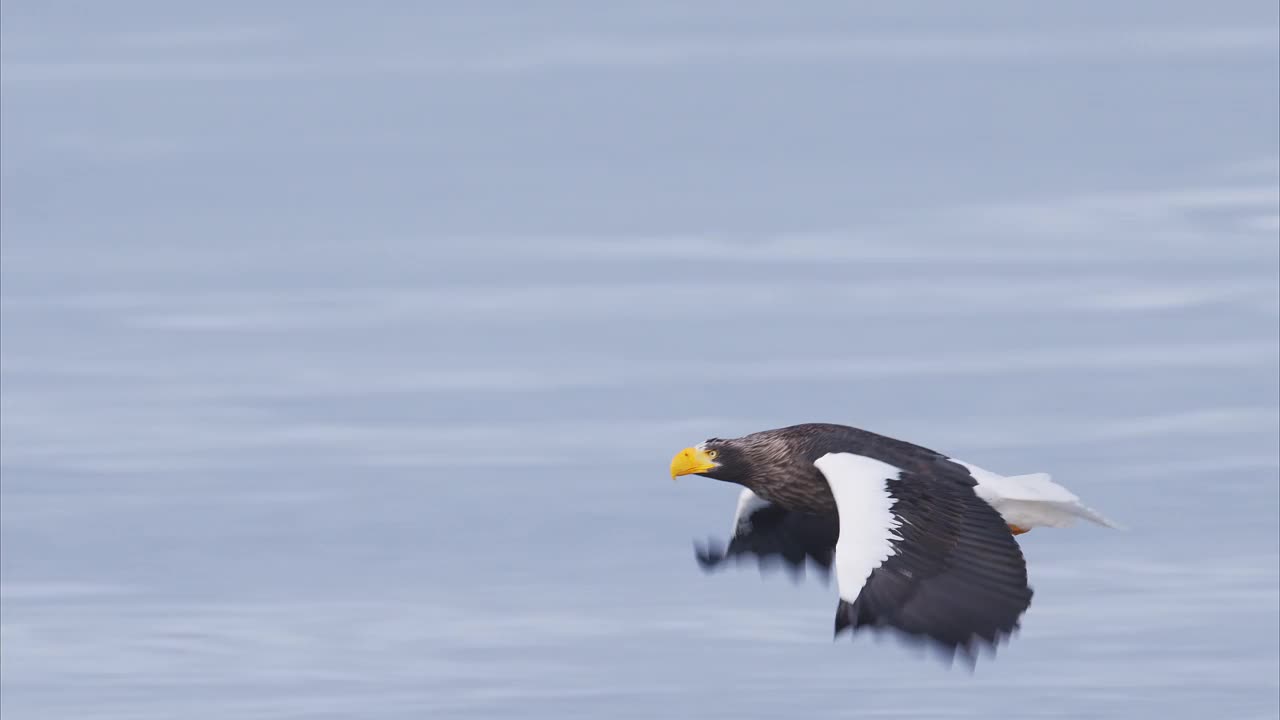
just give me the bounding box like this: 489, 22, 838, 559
695, 423, 983, 514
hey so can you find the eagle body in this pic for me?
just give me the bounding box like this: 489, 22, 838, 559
668, 422, 1117, 662
699, 423, 980, 515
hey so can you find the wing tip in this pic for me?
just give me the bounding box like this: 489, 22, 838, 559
693, 538, 834, 583
832, 599, 1023, 668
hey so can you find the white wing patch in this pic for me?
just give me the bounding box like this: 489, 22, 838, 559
813, 452, 903, 603
951, 459, 1120, 530
730, 488, 771, 535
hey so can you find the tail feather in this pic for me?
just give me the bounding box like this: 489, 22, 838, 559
1001, 498, 1122, 530
965, 467, 1123, 531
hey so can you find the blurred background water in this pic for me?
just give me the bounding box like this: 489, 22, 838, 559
2, 2, 1278, 719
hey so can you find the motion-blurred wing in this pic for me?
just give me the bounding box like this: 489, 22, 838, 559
695, 488, 837, 579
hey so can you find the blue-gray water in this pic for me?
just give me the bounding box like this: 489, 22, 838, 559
2, 3, 1279, 718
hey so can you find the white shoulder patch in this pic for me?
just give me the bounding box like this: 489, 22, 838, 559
813, 452, 903, 603
730, 488, 771, 535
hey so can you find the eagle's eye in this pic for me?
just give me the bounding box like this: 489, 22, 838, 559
706, 449, 719, 460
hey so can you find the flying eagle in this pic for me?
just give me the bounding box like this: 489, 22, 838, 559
669, 423, 1116, 661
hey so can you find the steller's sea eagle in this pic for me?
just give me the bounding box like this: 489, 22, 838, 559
669, 422, 1118, 663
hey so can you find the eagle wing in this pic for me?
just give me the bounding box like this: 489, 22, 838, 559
694, 488, 838, 579
814, 452, 1034, 662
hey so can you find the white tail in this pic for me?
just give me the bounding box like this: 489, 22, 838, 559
951, 461, 1122, 531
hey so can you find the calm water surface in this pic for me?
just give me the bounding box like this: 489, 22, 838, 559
2, 2, 1278, 718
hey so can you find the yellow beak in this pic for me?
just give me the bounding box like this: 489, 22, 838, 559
670, 446, 718, 480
